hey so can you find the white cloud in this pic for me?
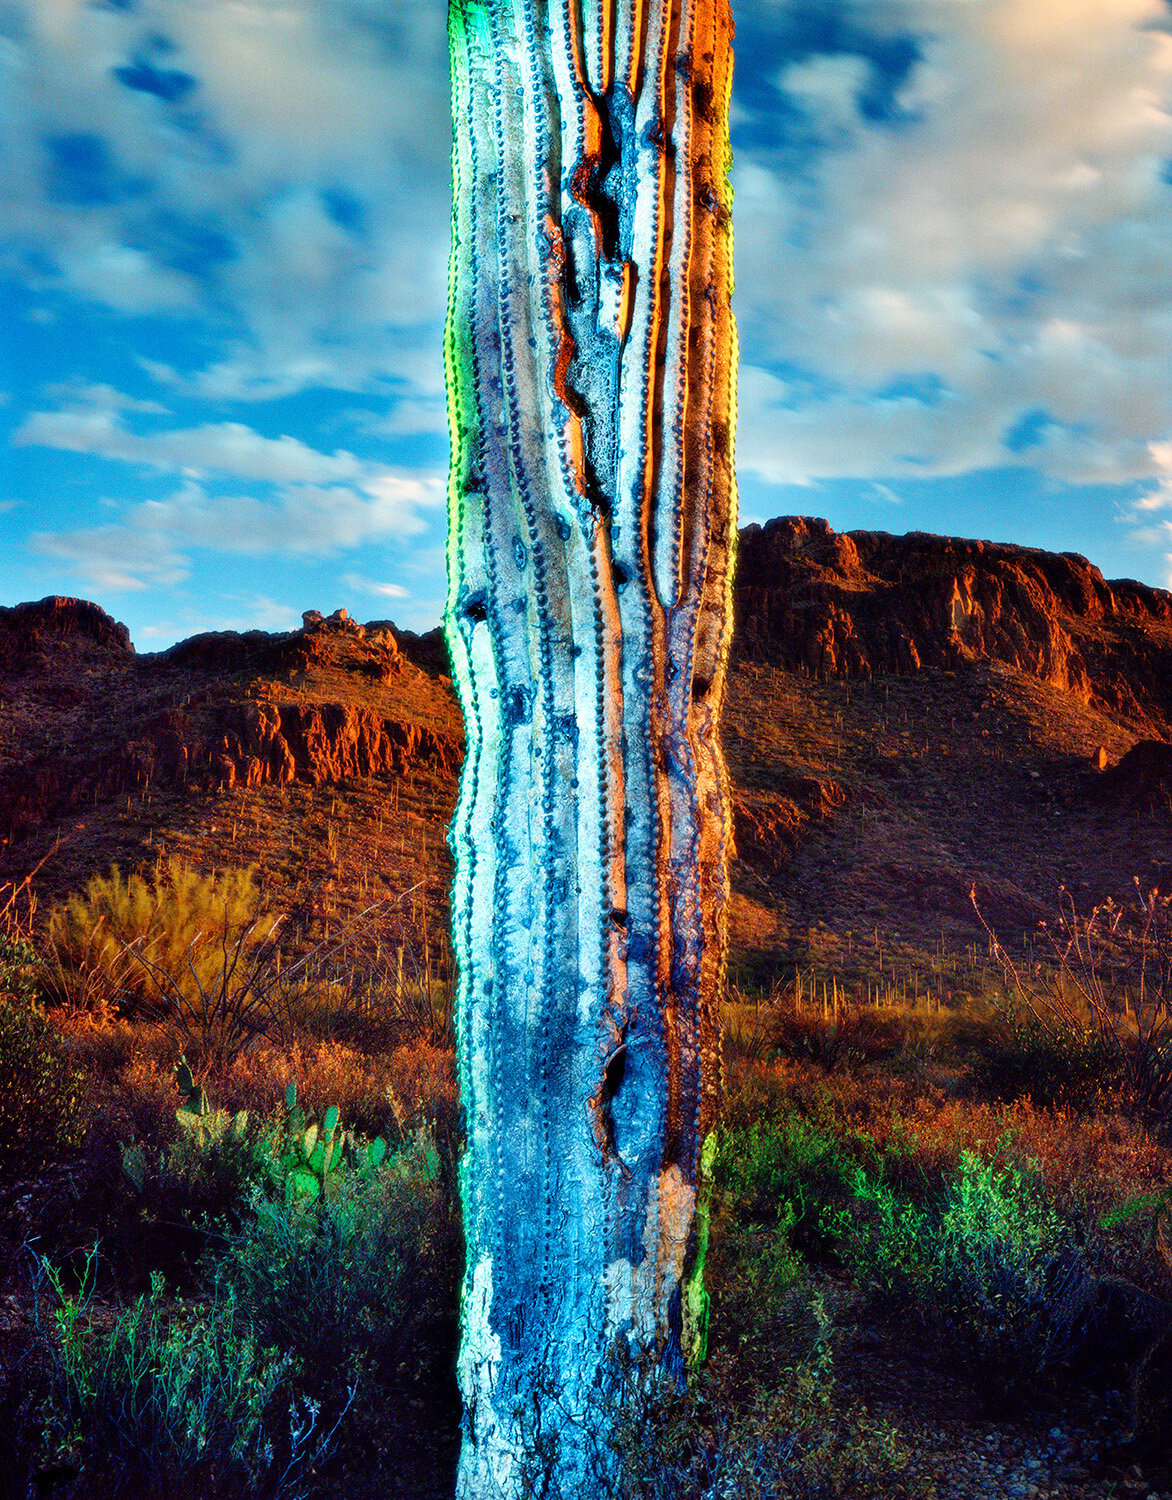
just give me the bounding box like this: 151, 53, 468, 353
1119, 440, 1172, 583
13, 398, 446, 594
3, 0, 452, 396
15, 408, 369, 485
1133, 482, 1172, 512
30, 522, 188, 592
1134, 517, 1172, 589
733, 0, 1172, 488
362, 395, 449, 439
342, 571, 408, 599
43, 381, 170, 415
132, 479, 439, 555
137, 597, 302, 640
24, 448, 444, 592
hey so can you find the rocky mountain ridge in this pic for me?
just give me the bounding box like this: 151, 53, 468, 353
2, 519, 1169, 960
734, 516, 1172, 733
0, 602, 461, 854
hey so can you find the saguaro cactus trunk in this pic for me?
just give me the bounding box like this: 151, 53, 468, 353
443, 0, 737, 1492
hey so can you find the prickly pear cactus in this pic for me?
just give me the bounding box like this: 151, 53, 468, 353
444, 1, 737, 1493
172, 1056, 210, 1121
273, 1081, 386, 1203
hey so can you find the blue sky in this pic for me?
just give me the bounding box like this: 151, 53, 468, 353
2, 0, 1171, 650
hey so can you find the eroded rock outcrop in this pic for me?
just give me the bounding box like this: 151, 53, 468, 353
0, 596, 133, 674
116, 699, 456, 793
0, 599, 461, 848
735, 517, 1172, 734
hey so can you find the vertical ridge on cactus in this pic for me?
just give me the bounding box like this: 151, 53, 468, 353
444, 1, 737, 1492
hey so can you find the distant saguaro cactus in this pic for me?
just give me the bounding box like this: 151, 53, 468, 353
444, 0, 737, 1493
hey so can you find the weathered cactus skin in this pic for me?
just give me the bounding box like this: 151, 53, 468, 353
444, 0, 737, 1492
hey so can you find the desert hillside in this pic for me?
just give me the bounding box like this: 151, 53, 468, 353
1, 516, 1170, 972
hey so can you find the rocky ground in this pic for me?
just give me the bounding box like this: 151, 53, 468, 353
832, 1309, 1172, 1500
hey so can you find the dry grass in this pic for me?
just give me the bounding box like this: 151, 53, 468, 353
50, 1005, 459, 1154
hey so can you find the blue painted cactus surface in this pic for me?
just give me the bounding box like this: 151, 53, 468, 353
444, 1, 736, 1491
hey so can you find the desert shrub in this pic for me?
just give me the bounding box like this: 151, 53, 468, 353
203, 1036, 460, 1151
124, 1115, 277, 1284
35, 1082, 278, 1297
713, 1055, 796, 1132
0, 928, 38, 1007
928, 1151, 1098, 1380
846, 1149, 1098, 1390
770, 1004, 889, 1073
33, 1251, 344, 1499
978, 885, 1172, 1123
935, 1004, 1004, 1062
716, 1113, 871, 1265
607, 1302, 926, 1499
0, 997, 86, 1165
976, 1003, 1121, 1113
215, 1125, 460, 1393
45, 859, 281, 1055
718, 1109, 1100, 1393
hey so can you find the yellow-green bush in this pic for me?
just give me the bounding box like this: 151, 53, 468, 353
45, 859, 278, 1024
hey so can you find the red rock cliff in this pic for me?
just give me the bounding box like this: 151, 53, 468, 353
0, 605, 460, 848
734, 517, 1172, 734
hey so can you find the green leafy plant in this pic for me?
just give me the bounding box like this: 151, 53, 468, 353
270, 1078, 387, 1205
1103, 1183, 1172, 1257
61, 1062, 280, 1293
33, 1247, 349, 1499
607, 1298, 926, 1499
105, 1063, 394, 1290
0, 994, 86, 1165
845, 1148, 1098, 1390
215, 1123, 456, 1393
0, 930, 38, 1008
716, 1114, 868, 1264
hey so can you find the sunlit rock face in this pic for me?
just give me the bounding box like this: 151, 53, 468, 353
443, 0, 737, 1493
734, 516, 1172, 731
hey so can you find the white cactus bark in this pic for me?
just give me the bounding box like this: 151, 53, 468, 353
443, 0, 737, 1492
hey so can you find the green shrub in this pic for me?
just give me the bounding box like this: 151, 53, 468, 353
846, 1149, 1098, 1389
715, 1114, 867, 1263
216, 1125, 458, 1392
608, 1300, 926, 1499
976, 1005, 1120, 1113
34, 1250, 345, 1499
0, 929, 38, 1007
0, 998, 86, 1165
717, 1114, 1099, 1395
113, 1117, 277, 1290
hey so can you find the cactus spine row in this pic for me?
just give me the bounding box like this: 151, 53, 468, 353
444, 1, 737, 1493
